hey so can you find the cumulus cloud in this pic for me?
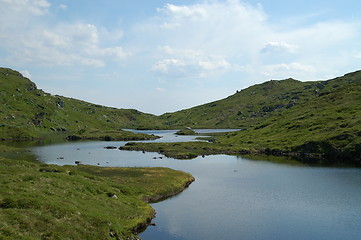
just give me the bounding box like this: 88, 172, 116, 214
158, 3, 208, 21
1, 0, 360, 95
144, 1, 273, 80
0, 0, 50, 16
152, 58, 186, 74
0, 0, 129, 67
151, 46, 231, 78
153, 0, 268, 55
139, 0, 360, 81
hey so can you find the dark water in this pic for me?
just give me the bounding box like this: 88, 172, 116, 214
29, 130, 361, 240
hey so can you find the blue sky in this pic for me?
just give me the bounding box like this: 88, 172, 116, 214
1, 0, 361, 115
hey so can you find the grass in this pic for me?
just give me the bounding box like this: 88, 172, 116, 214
66, 129, 160, 141
1, 67, 361, 164
0, 68, 161, 140
0, 145, 194, 239
120, 141, 249, 160
175, 128, 197, 135
128, 71, 361, 164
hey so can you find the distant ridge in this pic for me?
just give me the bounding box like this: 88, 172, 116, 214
158, 70, 361, 164
0, 67, 159, 140
159, 71, 361, 129
1, 67, 361, 164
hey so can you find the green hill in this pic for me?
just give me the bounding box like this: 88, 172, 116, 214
133, 71, 361, 164
1, 67, 361, 163
159, 71, 361, 130
0, 68, 159, 140
216, 71, 361, 163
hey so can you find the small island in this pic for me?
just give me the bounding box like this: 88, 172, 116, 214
175, 127, 197, 135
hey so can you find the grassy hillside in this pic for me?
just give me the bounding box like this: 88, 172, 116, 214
126, 71, 361, 164
0, 68, 160, 140
0, 145, 194, 239
217, 71, 361, 163
2, 67, 361, 163
159, 71, 361, 130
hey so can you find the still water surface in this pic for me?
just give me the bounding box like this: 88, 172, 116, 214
29, 130, 361, 240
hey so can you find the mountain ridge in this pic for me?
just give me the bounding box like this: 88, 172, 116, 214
1, 67, 361, 164
0, 67, 159, 140
158, 70, 361, 129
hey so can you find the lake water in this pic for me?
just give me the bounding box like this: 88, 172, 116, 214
29, 130, 361, 240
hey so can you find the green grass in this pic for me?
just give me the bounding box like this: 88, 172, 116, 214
155, 71, 361, 164
2, 67, 361, 164
66, 129, 160, 141
0, 68, 161, 140
158, 72, 361, 131
120, 141, 248, 160
175, 128, 197, 135
215, 75, 361, 164
0, 145, 194, 239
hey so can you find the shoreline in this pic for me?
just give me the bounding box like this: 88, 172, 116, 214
133, 176, 195, 236
120, 141, 361, 166
0, 145, 195, 239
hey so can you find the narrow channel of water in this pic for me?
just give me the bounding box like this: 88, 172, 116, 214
28, 130, 361, 240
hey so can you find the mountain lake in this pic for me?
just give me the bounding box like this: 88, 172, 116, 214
27, 129, 361, 240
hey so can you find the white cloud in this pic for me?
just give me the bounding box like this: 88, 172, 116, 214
151, 46, 231, 78
0, 1, 129, 67
87, 46, 130, 60
261, 41, 298, 54
139, 0, 360, 82
0, 0, 50, 16
158, 4, 208, 21
262, 62, 315, 79
41, 23, 99, 49
142, 1, 269, 80
152, 58, 186, 74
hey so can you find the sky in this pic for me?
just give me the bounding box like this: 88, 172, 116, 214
1, 0, 361, 115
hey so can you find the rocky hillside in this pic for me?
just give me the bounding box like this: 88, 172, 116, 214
0, 68, 159, 140
157, 70, 361, 163
159, 71, 361, 130
120, 70, 361, 164
1, 67, 361, 163
216, 71, 361, 164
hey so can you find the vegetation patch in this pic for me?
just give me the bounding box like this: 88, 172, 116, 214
66, 129, 160, 141
175, 128, 197, 135
0, 145, 194, 239
0, 68, 162, 140
2, 67, 361, 164
120, 141, 250, 160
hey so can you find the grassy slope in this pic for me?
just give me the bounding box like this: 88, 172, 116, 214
0, 145, 194, 239
159, 78, 313, 128
217, 71, 361, 162
159, 73, 361, 130
0, 68, 160, 140
125, 71, 361, 164
2, 66, 361, 162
